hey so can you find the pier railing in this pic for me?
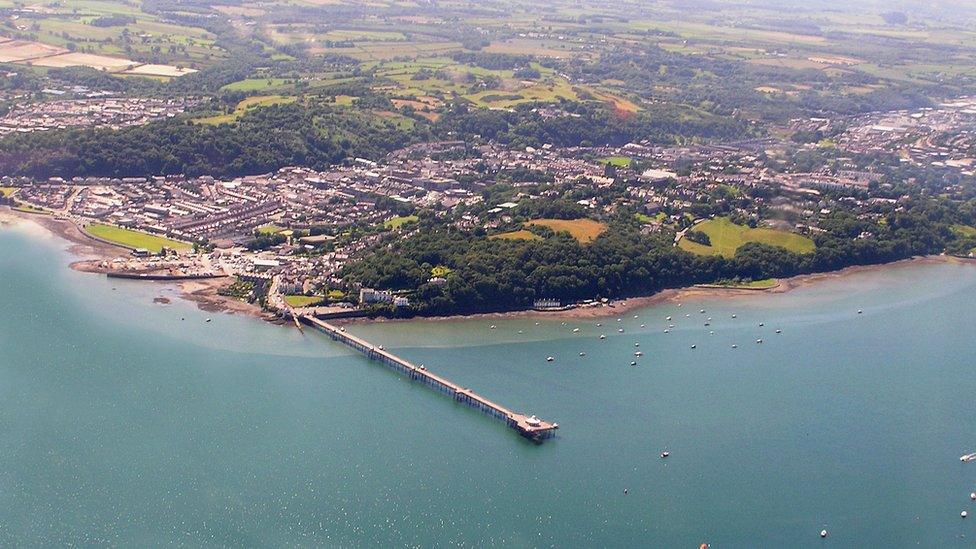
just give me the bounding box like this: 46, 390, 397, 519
300, 315, 558, 441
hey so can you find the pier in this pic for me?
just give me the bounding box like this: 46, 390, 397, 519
301, 315, 559, 441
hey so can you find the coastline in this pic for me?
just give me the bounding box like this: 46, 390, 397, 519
3, 206, 972, 326
337, 255, 971, 325
0, 207, 269, 320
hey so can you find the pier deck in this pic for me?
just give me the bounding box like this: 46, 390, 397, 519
301, 315, 559, 441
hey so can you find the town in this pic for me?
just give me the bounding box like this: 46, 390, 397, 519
3, 96, 974, 319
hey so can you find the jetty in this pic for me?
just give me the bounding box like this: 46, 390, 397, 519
301, 315, 559, 441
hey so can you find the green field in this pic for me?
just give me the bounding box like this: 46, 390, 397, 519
221, 78, 292, 92
256, 224, 285, 235
679, 217, 815, 257
384, 215, 419, 229
194, 95, 296, 125
284, 295, 324, 308
0, 187, 17, 197
85, 223, 190, 253
601, 156, 632, 167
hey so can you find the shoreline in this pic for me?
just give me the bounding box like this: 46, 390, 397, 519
0, 207, 270, 320
337, 255, 970, 325
3, 206, 972, 326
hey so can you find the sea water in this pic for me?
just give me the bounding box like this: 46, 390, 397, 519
3, 222, 976, 546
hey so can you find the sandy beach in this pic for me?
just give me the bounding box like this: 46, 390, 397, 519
4, 205, 972, 326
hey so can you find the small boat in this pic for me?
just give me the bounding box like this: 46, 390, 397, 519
858, 310, 863, 314
731, 344, 738, 349
775, 329, 782, 334
704, 322, 710, 327
597, 323, 602, 327
691, 344, 697, 349
490, 325, 496, 330
546, 356, 555, 362
732, 314, 737, 319
635, 351, 643, 357
700, 309, 706, 314
573, 328, 580, 333
664, 329, 670, 333
206, 318, 212, 323
634, 315, 639, 319
666, 316, 672, 321
756, 339, 763, 344
630, 361, 637, 366
600, 334, 606, 339
759, 322, 764, 327
517, 330, 523, 334
579, 352, 586, 357
618, 328, 625, 333
960, 453, 976, 462
617, 318, 622, 322
660, 451, 670, 458
640, 324, 646, 328
635, 342, 640, 347
706, 317, 712, 321
963, 511, 969, 518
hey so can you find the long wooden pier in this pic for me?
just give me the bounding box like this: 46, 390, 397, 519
301, 315, 559, 441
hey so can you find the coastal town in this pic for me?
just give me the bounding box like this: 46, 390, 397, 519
4, 96, 975, 320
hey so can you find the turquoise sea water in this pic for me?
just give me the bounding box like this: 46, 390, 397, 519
3, 222, 976, 546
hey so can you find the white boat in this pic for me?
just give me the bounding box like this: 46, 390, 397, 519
960, 453, 976, 462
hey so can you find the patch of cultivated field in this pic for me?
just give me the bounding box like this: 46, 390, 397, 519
490, 229, 543, 241
527, 218, 608, 243
30, 52, 136, 71
679, 217, 815, 257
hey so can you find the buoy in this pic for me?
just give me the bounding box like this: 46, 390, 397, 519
970, 492, 975, 501
820, 529, 828, 538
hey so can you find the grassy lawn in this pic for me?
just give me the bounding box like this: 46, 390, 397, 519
527, 218, 608, 243
710, 278, 779, 289
85, 223, 190, 253
0, 187, 17, 197
679, 217, 815, 257
256, 224, 285, 235
284, 295, 324, 308
601, 156, 632, 167
384, 215, 419, 229
635, 212, 666, 224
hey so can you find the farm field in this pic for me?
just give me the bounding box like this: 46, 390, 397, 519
679, 217, 816, 257
489, 229, 542, 241
84, 223, 190, 253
